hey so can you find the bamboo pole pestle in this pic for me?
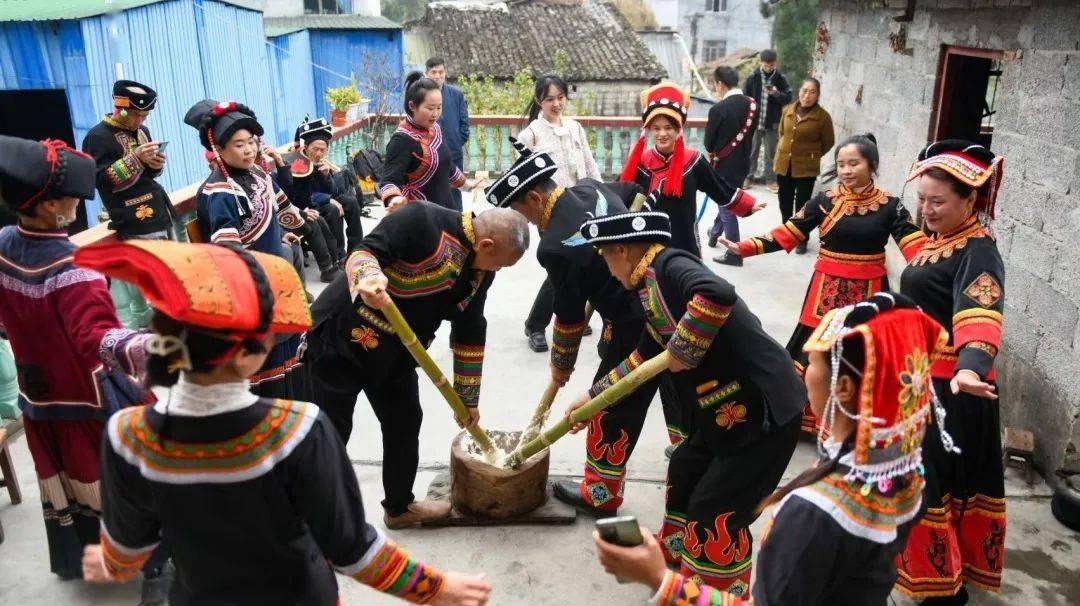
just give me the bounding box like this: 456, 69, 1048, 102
379, 299, 498, 459
518, 379, 561, 447
504, 351, 670, 468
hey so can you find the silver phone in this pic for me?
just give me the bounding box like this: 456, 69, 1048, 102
597, 516, 643, 584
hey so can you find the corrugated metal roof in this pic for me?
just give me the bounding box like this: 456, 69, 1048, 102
265, 14, 402, 37
638, 30, 689, 88
0, 0, 262, 22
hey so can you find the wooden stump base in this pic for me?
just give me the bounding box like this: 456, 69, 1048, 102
421, 472, 577, 527
449, 430, 550, 519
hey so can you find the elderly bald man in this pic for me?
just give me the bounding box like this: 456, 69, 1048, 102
306, 202, 529, 527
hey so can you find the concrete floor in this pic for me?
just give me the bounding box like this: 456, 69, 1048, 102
1, 186, 1077, 605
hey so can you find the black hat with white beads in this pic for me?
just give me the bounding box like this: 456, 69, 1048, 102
578, 210, 671, 246
484, 137, 558, 207
295, 116, 333, 145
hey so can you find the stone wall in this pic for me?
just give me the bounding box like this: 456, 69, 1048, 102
815, 0, 1080, 477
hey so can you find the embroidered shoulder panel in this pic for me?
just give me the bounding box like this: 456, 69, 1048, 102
819, 187, 888, 237
384, 231, 469, 298
107, 401, 319, 484
911, 220, 989, 266
788, 471, 923, 544
638, 267, 678, 341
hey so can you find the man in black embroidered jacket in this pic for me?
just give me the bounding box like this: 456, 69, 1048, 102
306, 202, 528, 528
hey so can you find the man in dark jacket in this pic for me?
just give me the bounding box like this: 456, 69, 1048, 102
427, 56, 470, 211
743, 49, 792, 192
705, 66, 759, 266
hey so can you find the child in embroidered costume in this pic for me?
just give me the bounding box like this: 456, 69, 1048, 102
573, 209, 803, 596
486, 138, 676, 515
895, 140, 1007, 605
183, 99, 308, 400
75, 240, 491, 606
306, 203, 528, 527
379, 72, 482, 212
592, 292, 953, 606
718, 134, 928, 435
618, 81, 765, 259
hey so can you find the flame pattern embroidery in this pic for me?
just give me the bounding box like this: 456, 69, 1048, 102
682, 512, 751, 568
586, 412, 630, 466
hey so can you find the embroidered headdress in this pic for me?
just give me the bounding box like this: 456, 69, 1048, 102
907, 139, 1003, 221
295, 116, 333, 146
0, 135, 96, 211
184, 99, 264, 152
803, 292, 959, 494
484, 138, 558, 207
619, 82, 692, 197
112, 79, 158, 113
75, 241, 310, 341
578, 209, 672, 246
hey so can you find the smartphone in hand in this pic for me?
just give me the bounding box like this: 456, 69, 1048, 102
155, 141, 169, 154
597, 516, 643, 584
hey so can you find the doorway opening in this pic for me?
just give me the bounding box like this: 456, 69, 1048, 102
0, 89, 89, 233
928, 45, 1005, 148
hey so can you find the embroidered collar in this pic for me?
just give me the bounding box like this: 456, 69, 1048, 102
819, 183, 889, 236
461, 211, 476, 249
103, 114, 135, 133
404, 114, 428, 132
911, 215, 985, 266
539, 186, 565, 231
630, 243, 665, 289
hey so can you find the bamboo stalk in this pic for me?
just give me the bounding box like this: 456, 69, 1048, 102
379, 300, 497, 459
504, 351, 669, 468
518, 379, 561, 447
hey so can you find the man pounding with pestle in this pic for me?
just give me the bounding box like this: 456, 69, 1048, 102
305, 202, 529, 528
484, 139, 678, 516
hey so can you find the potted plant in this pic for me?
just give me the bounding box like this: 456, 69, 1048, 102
325, 82, 361, 127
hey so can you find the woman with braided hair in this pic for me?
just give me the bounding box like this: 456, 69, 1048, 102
75, 240, 491, 606
0, 136, 165, 587
183, 99, 308, 399
592, 292, 956, 606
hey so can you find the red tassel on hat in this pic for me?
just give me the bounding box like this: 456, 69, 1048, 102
619, 129, 647, 186
664, 135, 686, 198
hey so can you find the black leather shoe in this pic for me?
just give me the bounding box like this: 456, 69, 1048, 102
707, 234, 719, 248
525, 328, 548, 352
553, 479, 613, 517
795, 242, 808, 255
713, 254, 743, 267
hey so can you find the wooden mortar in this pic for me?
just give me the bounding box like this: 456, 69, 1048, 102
450, 430, 550, 519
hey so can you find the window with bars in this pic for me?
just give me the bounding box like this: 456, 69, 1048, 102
304, 0, 351, 14
702, 39, 727, 63
705, 0, 728, 11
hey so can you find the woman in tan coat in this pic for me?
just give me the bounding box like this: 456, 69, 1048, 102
774, 77, 835, 253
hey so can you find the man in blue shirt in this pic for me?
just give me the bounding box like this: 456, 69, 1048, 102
426, 56, 470, 211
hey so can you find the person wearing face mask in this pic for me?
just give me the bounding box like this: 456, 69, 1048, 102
517, 74, 602, 353
0, 136, 158, 583
717, 134, 927, 437
895, 140, 1007, 606
773, 77, 835, 254
184, 99, 308, 400
379, 72, 482, 213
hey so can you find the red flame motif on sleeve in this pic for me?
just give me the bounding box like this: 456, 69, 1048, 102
585, 412, 631, 466
682, 512, 752, 567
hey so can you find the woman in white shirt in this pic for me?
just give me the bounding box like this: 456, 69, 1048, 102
519, 75, 602, 352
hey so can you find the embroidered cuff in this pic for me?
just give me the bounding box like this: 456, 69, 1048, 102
105, 153, 144, 192
957, 341, 997, 379
451, 167, 466, 188
725, 188, 757, 217
737, 238, 766, 258
551, 318, 588, 371
346, 250, 384, 302
897, 230, 928, 262
452, 342, 484, 406
953, 308, 1003, 349
342, 530, 445, 604
653, 569, 745, 605
278, 206, 304, 230
100, 525, 158, 582
210, 227, 241, 245
769, 221, 806, 251
589, 349, 644, 397
379, 183, 404, 204
99, 328, 149, 377
667, 294, 732, 369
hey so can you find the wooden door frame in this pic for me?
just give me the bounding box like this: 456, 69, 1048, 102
927, 45, 1005, 142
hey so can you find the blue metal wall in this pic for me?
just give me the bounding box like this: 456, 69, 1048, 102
266, 30, 316, 146
309, 28, 403, 122
0, 0, 280, 224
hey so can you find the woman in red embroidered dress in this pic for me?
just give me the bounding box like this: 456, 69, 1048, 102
894, 140, 1007, 606
379, 72, 481, 212
718, 134, 927, 435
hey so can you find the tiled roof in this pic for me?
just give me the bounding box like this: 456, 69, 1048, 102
265, 14, 402, 37
409, 0, 666, 82
0, 0, 260, 21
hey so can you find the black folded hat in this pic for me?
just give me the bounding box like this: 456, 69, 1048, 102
113, 79, 157, 112
295, 117, 333, 146
578, 210, 671, 246
484, 137, 558, 207
184, 99, 264, 151
0, 136, 96, 211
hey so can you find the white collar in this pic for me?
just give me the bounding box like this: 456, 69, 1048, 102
153, 374, 259, 417
722, 88, 744, 99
